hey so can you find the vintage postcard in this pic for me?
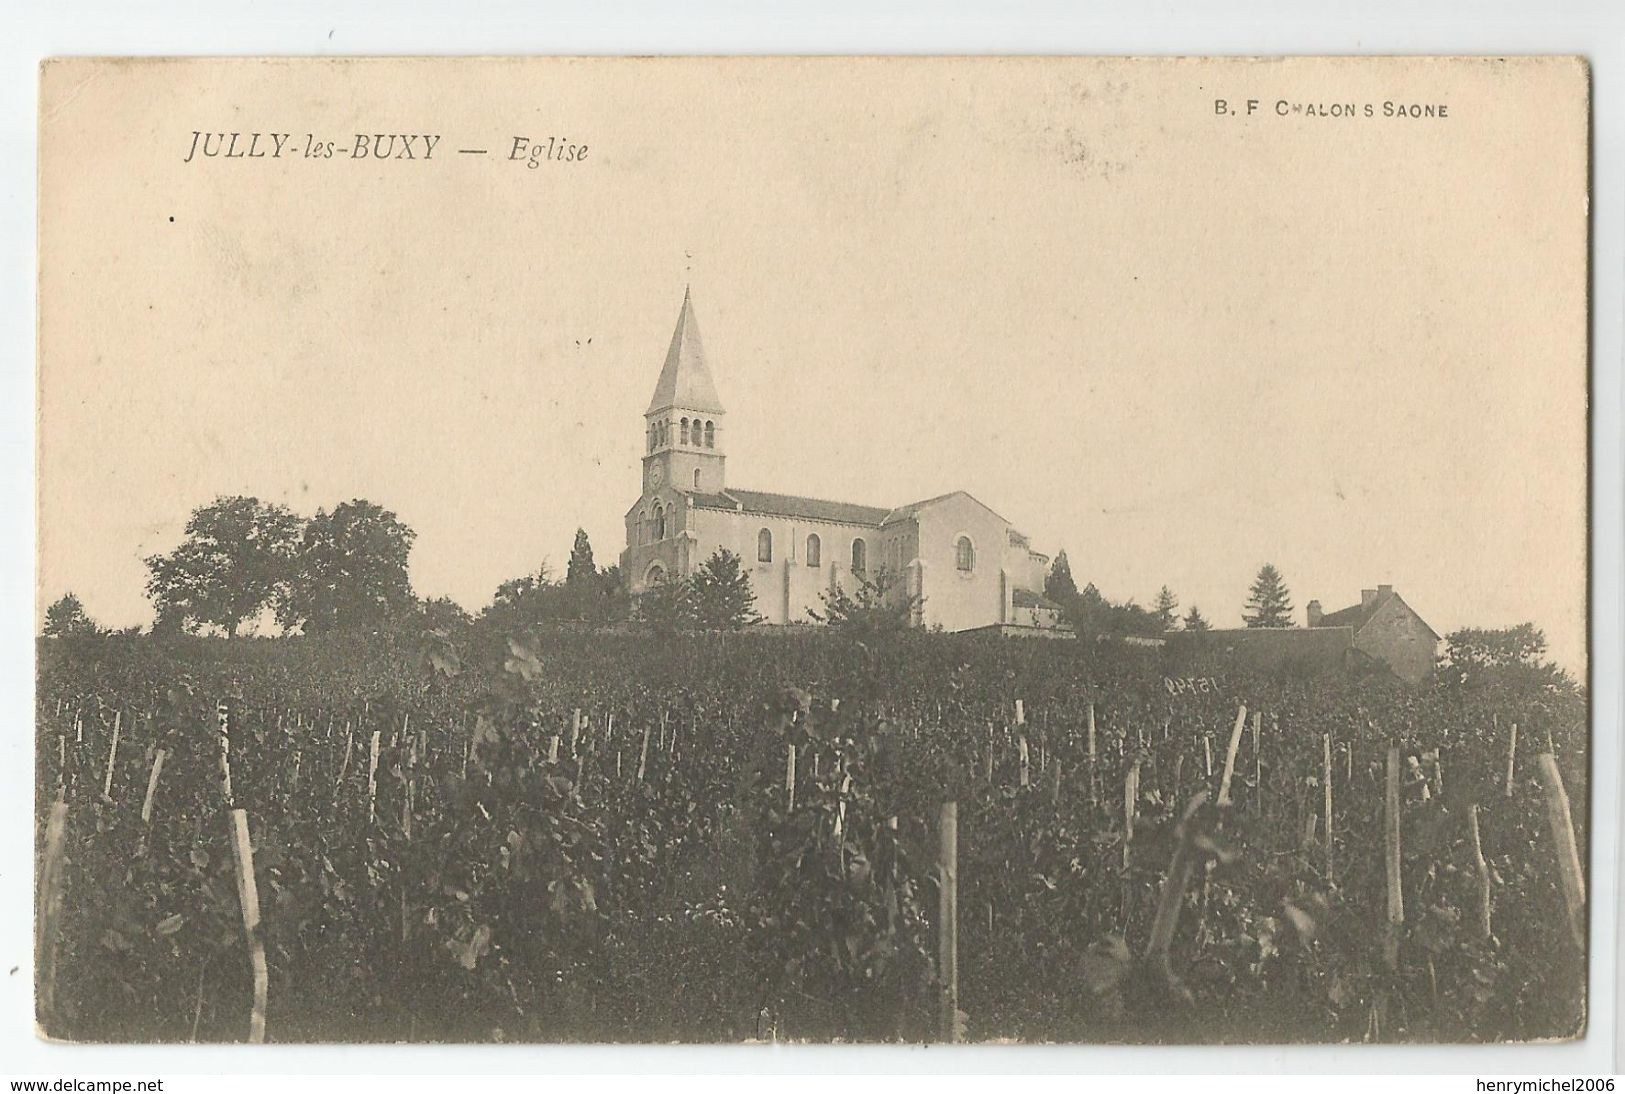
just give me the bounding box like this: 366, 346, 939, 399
35, 56, 1589, 1045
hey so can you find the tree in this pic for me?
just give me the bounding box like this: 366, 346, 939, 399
1183, 605, 1210, 632
279, 499, 417, 634
418, 595, 473, 633
690, 549, 760, 629
481, 563, 571, 631
636, 571, 692, 635
43, 593, 100, 638
565, 528, 597, 589
808, 567, 920, 637
1443, 623, 1549, 670
1153, 586, 1180, 629
1242, 564, 1294, 628
1046, 550, 1080, 605
144, 495, 301, 637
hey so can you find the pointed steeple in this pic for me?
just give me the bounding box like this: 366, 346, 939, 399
646, 287, 725, 415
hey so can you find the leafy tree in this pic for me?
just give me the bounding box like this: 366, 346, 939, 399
690, 549, 760, 630
418, 595, 473, 633
1443, 623, 1549, 671
1061, 582, 1163, 639
1153, 586, 1180, 629
481, 563, 571, 630
144, 495, 301, 637
808, 567, 920, 637
1242, 564, 1294, 629
636, 571, 692, 635
1046, 550, 1080, 604
1183, 605, 1210, 632
279, 499, 417, 634
43, 592, 101, 638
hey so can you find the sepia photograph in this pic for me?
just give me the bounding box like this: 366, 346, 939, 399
32, 55, 1591, 1048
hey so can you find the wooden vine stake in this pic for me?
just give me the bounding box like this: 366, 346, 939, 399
1087, 703, 1098, 805
1018, 736, 1030, 788
1467, 803, 1492, 941
1536, 752, 1586, 949
36, 800, 69, 1027
366, 729, 382, 824
1383, 746, 1404, 972
1217, 705, 1248, 806
217, 700, 268, 1042
102, 711, 122, 800
1322, 733, 1334, 886
141, 748, 168, 825
937, 801, 960, 1043
1505, 722, 1518, 797
637, 724, 651, 783
784, 742, 797, 813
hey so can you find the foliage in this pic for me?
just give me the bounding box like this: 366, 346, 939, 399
1442, 624, 1549, 672
36, 627, 1587, 1044
278, 500, 418, 634
1045, 551, 1080, 604
690, 549, 761, 630
144, 496, 302, 637
44, 593, 102, 638
1062, 583, 1163, 639
1243, 564, 1295, 629
1183, 606, 1210, 632
636, 572, 693, 635
807, 567, 919, 637
1153, 587, 1180, 630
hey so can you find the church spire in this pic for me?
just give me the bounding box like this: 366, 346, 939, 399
646, 288, 725, 416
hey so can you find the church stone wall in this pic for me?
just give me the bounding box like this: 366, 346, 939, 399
910, 494, 1009, 633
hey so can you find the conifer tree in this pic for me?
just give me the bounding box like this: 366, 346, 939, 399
1153, 585, 1179, 629
1242, 564, 1294, 628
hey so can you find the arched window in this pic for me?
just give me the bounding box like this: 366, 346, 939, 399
851, 538, 867, 573
806, 534, 821, 567
757, 528, 773, 563
693, 468, 701, 489
680, 418, 690, 445
637, 509, 647, 545
704, 421, 715, 448
648, 427, 656, 453
956, 535, 975, 572
654, 504, 666, 541
645, 562, 666, 586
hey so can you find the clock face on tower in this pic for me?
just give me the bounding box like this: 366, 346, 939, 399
647, 463, 664, 488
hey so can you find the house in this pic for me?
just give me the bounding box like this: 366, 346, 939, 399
1307, 585, 1440, 684
619, 290, 1069, 633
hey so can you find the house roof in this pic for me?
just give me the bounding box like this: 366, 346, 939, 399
1315, 588, 1440, 641
646, 288, 725, 416
689, 488, 892, 527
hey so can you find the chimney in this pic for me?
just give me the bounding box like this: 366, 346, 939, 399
1377, 583, 1393, 599
1307, 600, 1323, 627
1360, 588, 1377, 608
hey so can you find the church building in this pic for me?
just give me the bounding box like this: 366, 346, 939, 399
620, 291, 1067, 633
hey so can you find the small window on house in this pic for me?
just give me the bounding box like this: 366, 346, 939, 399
680, 418, 690, 445
806, 534, 821, 567
956, 536, 975, 572
851, 538, 867, 573
694, 469, 701, 489
758, 528, 773, 563
704, 421, 715, 448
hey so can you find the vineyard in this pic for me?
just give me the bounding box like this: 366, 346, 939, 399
34, 627, 1588, 1044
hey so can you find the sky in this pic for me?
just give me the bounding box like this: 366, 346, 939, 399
37, 56, 1589, 670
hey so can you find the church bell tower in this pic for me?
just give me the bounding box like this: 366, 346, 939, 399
643, 288, 726, 496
